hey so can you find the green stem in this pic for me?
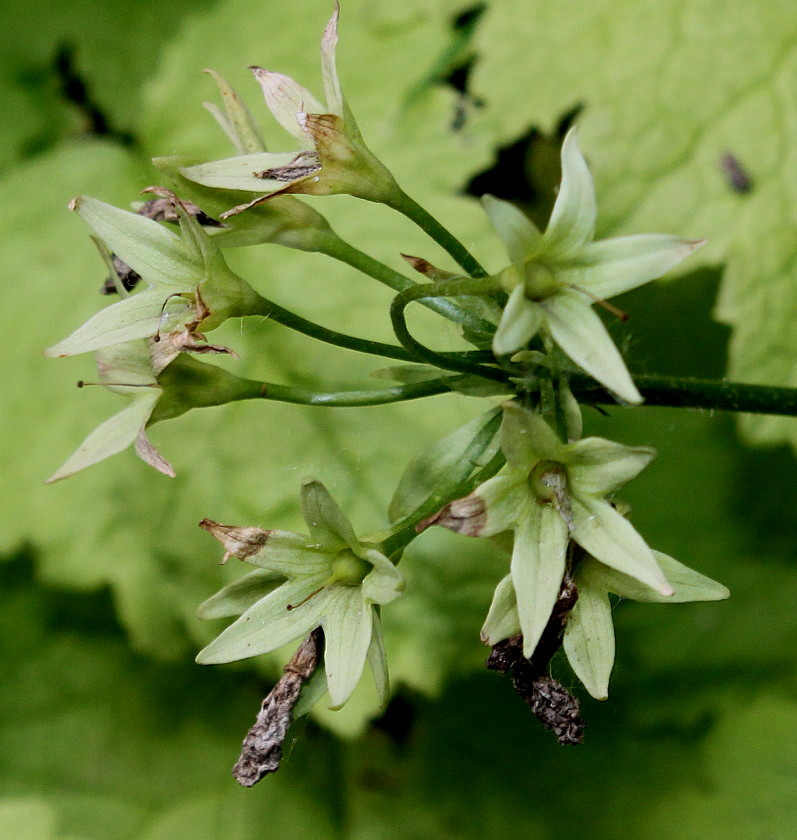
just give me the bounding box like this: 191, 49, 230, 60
572, 374, 797, 416
248, 291, 494, 367
383, 188, 488, 278
390, 278, 506, 382
253, 378, 453, 407
318, 231, 494, 335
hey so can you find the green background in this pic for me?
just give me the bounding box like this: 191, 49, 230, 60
3, 0, 797, 836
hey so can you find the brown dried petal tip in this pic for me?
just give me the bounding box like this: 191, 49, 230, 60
199, 520, 272, 560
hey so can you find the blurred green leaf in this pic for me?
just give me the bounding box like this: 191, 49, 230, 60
0, 0, 216, 172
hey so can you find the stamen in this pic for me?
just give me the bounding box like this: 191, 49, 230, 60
77, 381, 156, 388
572, 284, 629, 322
154, 293, 188, 342
286, 585, 324, 611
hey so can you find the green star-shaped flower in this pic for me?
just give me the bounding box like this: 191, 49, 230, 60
47, 336, 253, 482
45, 190, 259, 358
179, 4, 401, 217
482, 551, 728, 700
423, 401, 673, 657
484, 128, 704, 403
196, 479, 404, 710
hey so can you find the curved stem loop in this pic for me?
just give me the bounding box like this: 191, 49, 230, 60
390, 278, 506, 382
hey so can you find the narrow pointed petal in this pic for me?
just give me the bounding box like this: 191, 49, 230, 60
564, 235, 706, 300
198, 520, 331, 575
301, 479, 358, 549
566, 437, 655, 495
563, 568, 614, 700
46, 393, 159, 483
367, 609, 389, 706
543, 291, 642, 404
195, 575, 328, 664
292, 666, 329, 718
512, 505, 569, 658
45, 291, 182, 358
203, 68, 266, 154
322, 588, 372, 709
320, 3, 344, 116
197, 568, 284, 619
481, 194, 542, 263
134, 429, 175, 478
571, 496, 673, 595
250, 66, 325, 144
544, 127, 596, 256
493, 285, 544, 356
70, 196, 201, 289
501, 401, 562, 469
419, 474, 529, 537
180, 152, 311, 192
559, 378, 583, 442
360, 548, 404, 605
598, 550, 729, 603
480, 573, 521, 646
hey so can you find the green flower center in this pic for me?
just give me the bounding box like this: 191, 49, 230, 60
529, 459, 568, 502
522, 262, 560, 301
330, 549, 371, 586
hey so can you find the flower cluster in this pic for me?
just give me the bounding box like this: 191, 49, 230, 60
197, 479, 404, 710
178, 4, 402, 217
44, 4, 730, 760
421, 401, 728, 697
482, 129, 704, 403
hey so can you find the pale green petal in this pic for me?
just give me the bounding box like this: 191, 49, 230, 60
544, 127, 596, 256
425, 473, 529, 537
292, 666, 328, 718
562, 234, 706, 300
195, 575, 328, 664
566, 437, 656, 495
203, 69, 266, 154
70, 196, 200, 289
320, 5, 344, 117
481, 574, 521, 646
543, 291, 642, 404
501, 401, 562, 469
563, 566, 614, 700
197, 568, 284, 619
251, 66, 325, 143
597, 550, 730, 603
559, 378, 583, 442
366, 609, 389, 706
46, 393, 159, 483
95, 341, 156, 394
198, 521, 331, 575
512, 505, 569, 658
388, 407, 500, 524
492, 284, 543, 356
571, 496, 673, 596
45, 291, 183, 358
180, 152, 310, 192
360, 548, 404, 605
322, 588, 373, 709
482, 194, 542, 263
301, 479, 358, 550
